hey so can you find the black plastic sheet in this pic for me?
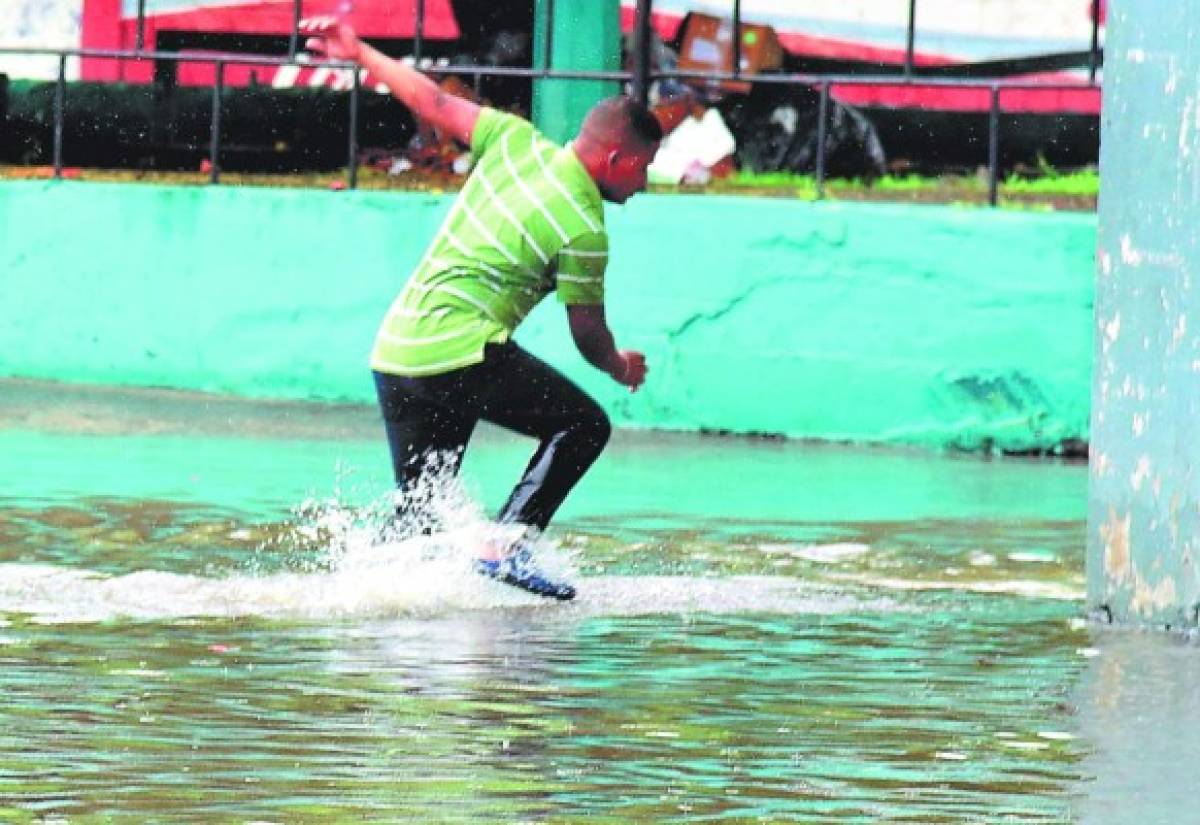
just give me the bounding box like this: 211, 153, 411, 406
717, 84, 887, 179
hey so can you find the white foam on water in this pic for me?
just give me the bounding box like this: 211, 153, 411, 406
0, 466, 913, 623
1006, 550, 1059, 564
793, 542, 872, 563
0, 558, 896, 624
825, 571, 1084, 601
0, 528, 532, 623
0, 474, 901, 622
756, 542, 872, 563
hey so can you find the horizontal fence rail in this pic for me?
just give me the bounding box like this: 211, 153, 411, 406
0, 0, 1103, 206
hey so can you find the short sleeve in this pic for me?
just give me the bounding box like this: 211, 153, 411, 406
470, 108, 528, 161
555, 231, 608, 305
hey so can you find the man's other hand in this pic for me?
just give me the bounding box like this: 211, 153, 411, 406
301, 17, 362, 62
614, 350, 648, 391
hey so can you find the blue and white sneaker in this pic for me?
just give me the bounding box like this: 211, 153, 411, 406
475, 546, 576, 601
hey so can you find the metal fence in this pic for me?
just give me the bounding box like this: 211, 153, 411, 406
0, 0, 1104, 205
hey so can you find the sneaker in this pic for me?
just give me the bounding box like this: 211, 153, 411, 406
475, 547, 576, 601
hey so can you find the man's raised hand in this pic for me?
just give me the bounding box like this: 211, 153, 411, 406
299, 14, 481, 145
300, 17, 362, 62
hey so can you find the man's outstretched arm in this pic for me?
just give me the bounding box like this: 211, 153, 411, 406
301, 17, 481, 146
567, 305, 647, 391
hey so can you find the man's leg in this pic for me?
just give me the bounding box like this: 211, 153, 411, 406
475, 344, 612, 531
373, 370, 476, 528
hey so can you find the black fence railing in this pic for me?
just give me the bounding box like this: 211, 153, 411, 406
0, 0, 1104, 206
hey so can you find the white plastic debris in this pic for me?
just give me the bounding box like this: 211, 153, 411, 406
648, 108, 737, 185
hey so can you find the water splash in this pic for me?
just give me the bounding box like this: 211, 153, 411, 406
0, 558, 901, 624
0, 458, 913, 622
0, 458, 1078, 622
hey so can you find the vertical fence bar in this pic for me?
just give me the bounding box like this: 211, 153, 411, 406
631, 0, 653, 105
289, 0, 302, 59
904, 0, 917, 77
542, 0, 555, 72
53, 54, 66, 178
414, 0, 425, 63
815, 80, 830, 199
731, 0, 742, 79
987, 85, 1000, 207
1088, 0, 1102, 84
347, 68, 360, 189
210, 61, 224, 184
136, 0, 147, 50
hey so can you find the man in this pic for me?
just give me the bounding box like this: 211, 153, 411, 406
303, 19, 662, 600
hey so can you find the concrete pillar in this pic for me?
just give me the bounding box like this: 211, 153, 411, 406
1089, 4, 1200, 626
531, 0, 621, 145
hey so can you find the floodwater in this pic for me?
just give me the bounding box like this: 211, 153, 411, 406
0, 379, 1194, 823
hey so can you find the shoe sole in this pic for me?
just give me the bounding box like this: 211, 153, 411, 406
475, 560, 576, 601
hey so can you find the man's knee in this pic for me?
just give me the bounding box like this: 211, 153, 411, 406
579, 405, 612, 453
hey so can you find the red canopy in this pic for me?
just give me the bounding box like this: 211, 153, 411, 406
616, 5, 1099, 115
82, 0, 459, 81
144, 0, 459, 39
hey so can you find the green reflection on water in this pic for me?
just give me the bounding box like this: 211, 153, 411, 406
0, 425, 1086, 523
0, 607, 1087, 822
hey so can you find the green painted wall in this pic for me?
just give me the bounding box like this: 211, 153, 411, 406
531, 0, 621, 144
1088, 4, 1200, 625
0, 180, 1096, 452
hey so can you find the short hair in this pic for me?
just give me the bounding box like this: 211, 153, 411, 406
580, 95, 663, 149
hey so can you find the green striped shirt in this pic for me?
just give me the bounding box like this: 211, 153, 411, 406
370, 108, 608, 377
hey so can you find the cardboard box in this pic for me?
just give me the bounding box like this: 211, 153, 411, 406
677, 12, 784, 94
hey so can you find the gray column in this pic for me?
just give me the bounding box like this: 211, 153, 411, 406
1089, 3, 1200, 626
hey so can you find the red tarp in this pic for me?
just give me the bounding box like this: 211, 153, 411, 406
79, 0, 1098, 114
82, 0, 459, 82
142, 0, 458, 39
616, 6, 1100, 115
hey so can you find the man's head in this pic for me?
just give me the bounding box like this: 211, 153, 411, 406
573, 96, 663, 204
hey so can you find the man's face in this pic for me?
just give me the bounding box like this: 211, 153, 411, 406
600, 141, 659, 204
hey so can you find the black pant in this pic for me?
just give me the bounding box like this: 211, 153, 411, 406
374, 342, 612, 531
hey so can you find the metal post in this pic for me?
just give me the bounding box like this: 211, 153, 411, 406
136, 0, 147, 51
904, 0, 917, 78
543, 0, 555, 73
987, 85, 1000, 207
209, 61, 224, 184
1088, 0, 1102, 84
414, 0, 425, 63
53, 55, 66, 178
347, 68, 360, 189
631, 0, 653, 105
731, 0, 742, 79
815, 80, 830, 199
288, 0, 302, 59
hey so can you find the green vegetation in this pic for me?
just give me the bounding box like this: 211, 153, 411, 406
647, 167, 1098, 210
1, 163, 1099, 210
1002, 169, 1099, 196
723, 168, 1099, 196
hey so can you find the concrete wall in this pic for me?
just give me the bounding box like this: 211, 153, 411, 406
1088, 4, 1200, 626
0, 180, 1096, 452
